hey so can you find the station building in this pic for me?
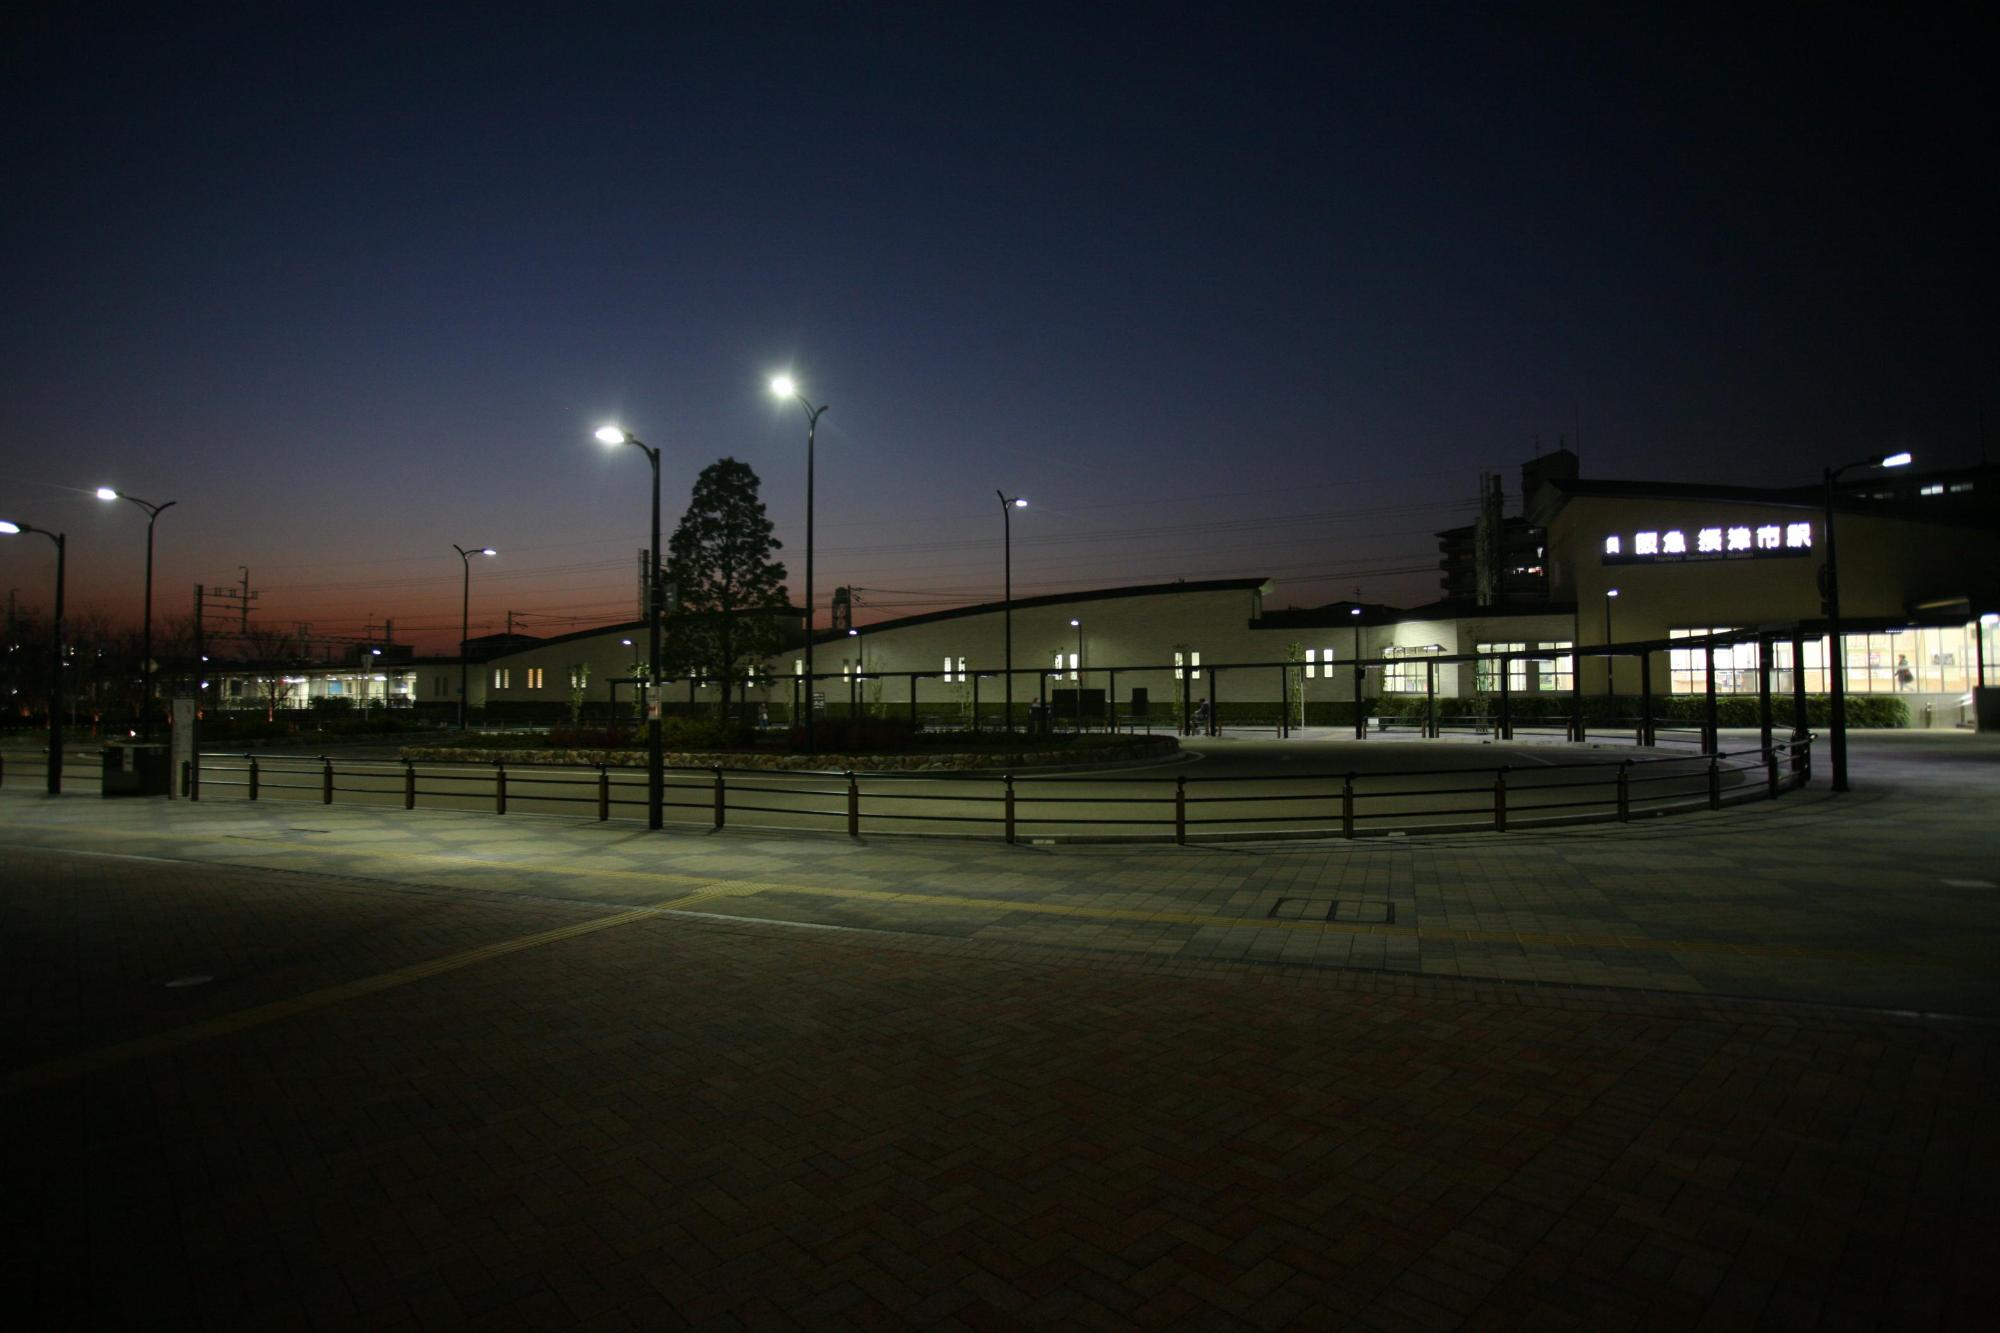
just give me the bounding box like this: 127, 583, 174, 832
207, 453, 2000, 730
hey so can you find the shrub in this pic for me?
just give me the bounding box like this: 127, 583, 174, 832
790, 716, 918, 753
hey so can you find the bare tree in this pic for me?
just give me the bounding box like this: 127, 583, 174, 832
236, 626, 303, 720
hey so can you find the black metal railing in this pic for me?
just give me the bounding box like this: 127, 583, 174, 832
171, 733, 1811, 844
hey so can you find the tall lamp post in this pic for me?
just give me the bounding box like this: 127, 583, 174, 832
1604, 588, 1619, 699
452, 544, 496, 730
1822, 449, 1912, 792
95, 488, 176, 736
0, 519, 65, 793
1070, 618, 1082, 677
597, 426, 666, 829
998, 492, 1027, 732
769, 376, 828, 753
1350, 605, 1365, 740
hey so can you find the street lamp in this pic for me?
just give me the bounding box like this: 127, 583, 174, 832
96, 487, 176, 737
1823, 449, 1912, 792
1070, 618, 1082, 678
597, 425, 666, 829
1604, 588, 1619, 698
452, 544, 496, 730
998, 493, 1027, 732
770, 375, 829, 753
0, 519, 65, 794
1350, 605, 1365, 740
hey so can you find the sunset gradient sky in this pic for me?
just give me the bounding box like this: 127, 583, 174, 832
2, 4, 1987, 651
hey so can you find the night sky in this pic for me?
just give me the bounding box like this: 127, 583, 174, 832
2, 4, 1988, 651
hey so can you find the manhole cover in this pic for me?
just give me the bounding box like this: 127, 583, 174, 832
1267, 897, 1395, 924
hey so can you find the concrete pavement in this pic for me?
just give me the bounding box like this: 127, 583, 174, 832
3, 729, 1997, 1327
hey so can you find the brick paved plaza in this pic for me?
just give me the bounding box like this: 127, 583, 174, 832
4, 731, 1997, 1328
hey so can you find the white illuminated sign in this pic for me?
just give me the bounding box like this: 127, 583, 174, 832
1602, 518, 1813, 565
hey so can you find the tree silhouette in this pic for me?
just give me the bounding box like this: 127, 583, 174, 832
663, 458, 789, 718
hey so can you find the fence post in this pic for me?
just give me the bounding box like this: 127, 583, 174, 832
1707, 756, 1721, 810
1342, 774, 1355, 839
248, 755, 260, 801
1493, 766, 1508, 832
1175, 775, 1187, 845
404, 761, 416, 810
713, 766, 726, 830
846, 770, 860, 838
1765, 747, 1779, 799
496, 761, 507, 815
1004, 774, 1016, 844
1617, 761, 1630, 821
597, 764, 610, 821
321, 757, 334, 805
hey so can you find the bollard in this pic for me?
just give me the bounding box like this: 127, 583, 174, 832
1175, 775, 1187, 845
598, 764, 610, 821
846, 771, 860, 838
1707, 756, 1721, 810
713, 766, 726, 830
1004, 774, 1016, 844
248, 755, 260, 801
1617, 761, 1630, 821
321, 757, 334, 805
1342, 774, 1356, 839
496, 761, 507, 815
404, 761, 416, 810
1493, 767, 1508, 832
1765, 748, 1779, 800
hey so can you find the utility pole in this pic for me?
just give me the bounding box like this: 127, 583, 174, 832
238, 566, 251, 634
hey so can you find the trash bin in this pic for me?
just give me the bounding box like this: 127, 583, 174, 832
102, 742, 172, 797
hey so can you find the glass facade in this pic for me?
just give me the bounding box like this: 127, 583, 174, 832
1670, 624, 1987, 695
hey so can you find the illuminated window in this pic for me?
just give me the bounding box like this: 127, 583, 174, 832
1603, 535, 1621, 556
1784, 522, 1812, 548
526, 667, 544, 689
1669, 628, 1761, 694
1475, 643, 1527, 692
492, 668, 510, 689
1305, 647, 1317, 679
1174, 650, 1201, 680
1634, 531, 1659, 556
1381, 645, 1437, 694
1755, 524, 1782, 550
1696, 528, 1723, 554
943, 655, 969, 683
1051, 651, 1076, 680
1661, 530, 1687, 555
795, 659, 804, 676
1726, 526, 1752, 552
1535, 643, 1574, 692
1920, 484, 1944, 496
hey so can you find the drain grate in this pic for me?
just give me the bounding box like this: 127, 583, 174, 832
1267, 897, 1395, 924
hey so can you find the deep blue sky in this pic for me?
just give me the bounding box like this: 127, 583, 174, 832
2, 3, 1988, 650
